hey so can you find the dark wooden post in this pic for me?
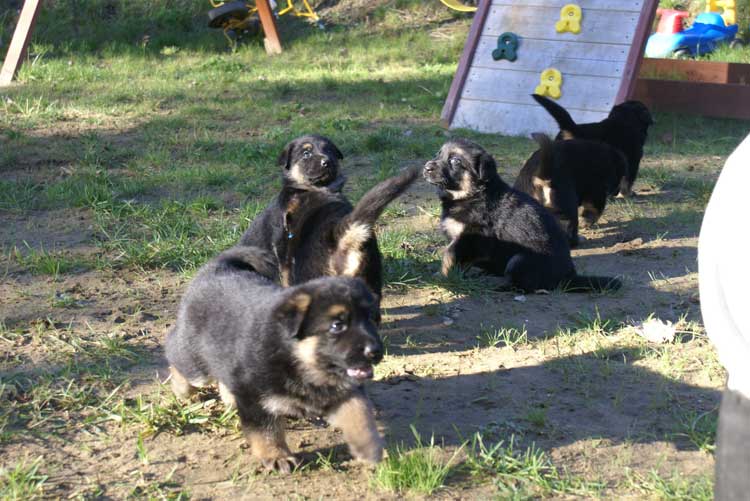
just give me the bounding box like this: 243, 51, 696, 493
0, 0, 43, 85
255, 0, 282, 55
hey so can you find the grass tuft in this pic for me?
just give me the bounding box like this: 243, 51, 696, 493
373, 425, 460, 495
0, 457, 48, 500
464, 433, 601, 497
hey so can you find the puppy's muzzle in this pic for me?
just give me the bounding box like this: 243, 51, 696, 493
423, 161, 442, 185
363, 341, 383, 364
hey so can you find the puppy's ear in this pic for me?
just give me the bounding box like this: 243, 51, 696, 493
330, 143, 344, 160
637, 105, 654, 126
473, 152, 497, 182
277, 141, 295, 170
273, 290, 312, 337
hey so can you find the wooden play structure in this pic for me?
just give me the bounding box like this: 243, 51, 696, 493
442, 0, 660, 136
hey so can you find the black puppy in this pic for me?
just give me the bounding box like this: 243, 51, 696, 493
423, 138, 621, 292
532, 94, 653, 197
165, 246, 384, 473
241, 135, 418, 314
514, 133, 628, 247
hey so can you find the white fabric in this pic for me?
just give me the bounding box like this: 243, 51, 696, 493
699, 132, 750, 399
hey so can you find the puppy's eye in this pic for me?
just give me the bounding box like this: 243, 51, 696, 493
302, 150, 313, 159
449, 156, 462, 167
330, 319, 347, 334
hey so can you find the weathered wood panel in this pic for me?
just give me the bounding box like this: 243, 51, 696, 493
452, 99, 608, 136
491, 0, 643, 12
462, 67, 619, 111
640, 58, 750, 84
483, 5, 640, 45
473, 36, 627, 77
443, 0, 658, 136
633, 79, 750, 120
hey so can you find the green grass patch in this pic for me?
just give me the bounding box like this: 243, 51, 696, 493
0, 457, 48, 501
626, 469, 713, 500
373, 426, 461, 495
464, 433, 602, 498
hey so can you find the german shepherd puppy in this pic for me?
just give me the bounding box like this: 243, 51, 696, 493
514, 133, 628, 247
423, 138, 621, 292
241, 135, 419, 315
165, 246, 385, 473
532, 94, 653, 197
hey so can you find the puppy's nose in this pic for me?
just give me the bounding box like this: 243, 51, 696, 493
321, 158, 329, 168
364, 342, 383, 362
424, 162, 436, 173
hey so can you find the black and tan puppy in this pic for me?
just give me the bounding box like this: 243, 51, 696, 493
165, 246, 385, 473
532, 94, 653, 197
423, 138, 621, 292
241, 135, 419, 314
514, 133, 628, 247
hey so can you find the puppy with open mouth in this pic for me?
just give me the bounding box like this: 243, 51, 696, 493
165, 246, 385, 473
241, 134, 418, 318
423, 138, 621, 293
532, 94, 653, 197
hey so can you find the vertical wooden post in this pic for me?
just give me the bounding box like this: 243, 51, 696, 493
616, 0, 659, 103
0, 0, 43, 86
255, 0, 283, 55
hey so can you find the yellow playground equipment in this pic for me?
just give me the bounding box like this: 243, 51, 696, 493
208, 0, 322, 43
706, 0, 737, 26
439, 0, 478, 13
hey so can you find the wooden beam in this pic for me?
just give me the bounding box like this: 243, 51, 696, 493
616, 0, 659, 103
0, 0, 43, 86
639, 58, 750, 85
255, 0, 282, 55
440, 0, 492, 128
633, 78, 750, 119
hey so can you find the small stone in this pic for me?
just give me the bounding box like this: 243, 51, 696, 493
442, 317, 454, 326
513, 295, 527, 302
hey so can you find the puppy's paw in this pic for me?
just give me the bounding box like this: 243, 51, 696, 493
169, 366, 197, 401
260, 455, 300, 474
349, 435, 385, 464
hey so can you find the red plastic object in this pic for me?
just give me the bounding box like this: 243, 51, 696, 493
656, 8, 690, 34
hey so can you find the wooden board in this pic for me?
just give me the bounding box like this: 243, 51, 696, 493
639, 58, 750, 85
633, 79, 750, 120
0, 0, 42, 85
442, 0, 659, 136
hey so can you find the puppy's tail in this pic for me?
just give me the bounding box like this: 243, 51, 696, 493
213, 245, 279, 281
562, 274, 622, 293
532, 94, 578, 137
330, 165, 419, 276
531, 132, 555, 178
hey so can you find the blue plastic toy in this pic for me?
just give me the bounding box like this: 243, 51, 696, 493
645, 12, 739, 58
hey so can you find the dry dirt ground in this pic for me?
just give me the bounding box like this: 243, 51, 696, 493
1, 137, 728, 498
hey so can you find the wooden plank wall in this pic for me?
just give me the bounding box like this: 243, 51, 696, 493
445, 0, 653, 137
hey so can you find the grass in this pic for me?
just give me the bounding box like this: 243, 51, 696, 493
373, 426, 460, 495
463, 433, 602, 498
476, 325, 529, 349
626, 469, 713, 500
0, 457, 48, 500
675, 408, 718, 454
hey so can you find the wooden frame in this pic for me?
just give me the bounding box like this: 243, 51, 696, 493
0, 0, 42, 86
440, 0, 492, 127
615, 0, 659, 103
441, 0, 661, 136
634, 59, 750, 120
